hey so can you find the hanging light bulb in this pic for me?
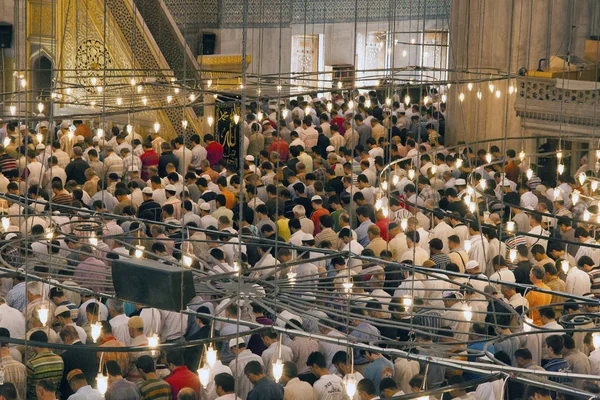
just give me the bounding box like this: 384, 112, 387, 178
19, 78, 26, 88
277, 85, 282, 91
206, 345, 217, 367
593, 181, 599, 192
273, 359, 284, 383
97, 86, 103, 93
381, 181, 388, 191
174, 87, 180, 94
38, 306, 49, 326
459, 93, 465, 102
578, 173, 587, 186
135, 245, 144, 258
68, 130, 74, 140
282, 109, 288, 118
400, 218, 408, 231
495, 90, 501, 99
464, 239, 472, 252
431, 165, 437, 174
116, 97, 122, 106
2, 137, 9, 147
257, 111, 263, 121
401, 49, 408, 57
523, 317, 533, 332
127, 125, 133, 134
137, 85, 143, 93
297, 86, 302, 92
456, 158, 464, 168
485, 153, 492, 163
348, 100, 354, 109
479, 179, 486, 190
182, 120, 188, 129
66, 87, 72, 95
463, 304, 473, 322
233, 261, 240, 273
1, 217, 9, 232
509, 85, 515, 94
345, 374, 357, 399
142, 97, 147, 106
375, 199, 383, 211
91, 77, 98, 86
489, 83, 495, 93
198, 364, 211, 388
506, 221, 515, 232
207, 79, 212, 88
90, 234, 98, 246
97, 128, 104, 138
233, 115, 240, 124
509, 248, 517, 262
189, 94, 196, 102
463, 194, 471, 206
91, 322, 102, 343
553, 188, 561, 201
467, 83, 473, 91
90, 101, 96, 107
557, 163, 564, 175
572, 190, 580, 205
392, 175, 399, 185
557, 151, 563, 160
37, 102, 44, 113
166, 95, 173, 104
337, 81, 343, 89
207, 116, 214, 127
326, 102, 333, 112
402, 296, 413, 307
183, 255, 192, 267
385, 97, 391, 106
584, 210, 591, 221
526, 168, 533, 180
593, 332, 600, 349
423, 96, 430, 105
36, 133, 43, 144
404, 95, 410, 106
519, 150, 526, 161
382, 207, 389, 218
9, 105, 16, 116
365, 99, 372, 108
46, 230, 53, 240
476, 91, 482, 100
468, 202, 476, 213
343, 282, 354, 293
287, 272, 297, 285
441, 94, 447, 103
97, 374, 108, 395
148, 334, 159, 356
130, 78, 136, 86
408, 169, 415, 180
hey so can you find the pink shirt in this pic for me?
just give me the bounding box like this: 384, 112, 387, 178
76, 257, 108, 293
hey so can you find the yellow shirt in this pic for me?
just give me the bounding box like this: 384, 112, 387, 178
525, 282, 553, 326
277, 218, 291, 241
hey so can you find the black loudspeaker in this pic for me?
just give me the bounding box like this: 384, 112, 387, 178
200, 33, 216, 55
112, 258, 195, 311
0, 24, 13, 49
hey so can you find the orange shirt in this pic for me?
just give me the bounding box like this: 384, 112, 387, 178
221, 188, 236, 209
525, 282, 553, 326
311, 208, 330, 234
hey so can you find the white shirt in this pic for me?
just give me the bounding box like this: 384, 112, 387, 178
0, 303, 25, 341
77, 300, 108, 326
393, 278, 425, 299
527, 225, 549, 250
109, 314, 131, 346
468, 235, 489, 271
566, 267, 592, 296
313, 374, 344, 400
400, 247, 429, 266
262, 342, 293, 376
431, 221, 453, 253
174, 146, 193, 175
139, 308, 162, 339
159, 310, 186, 342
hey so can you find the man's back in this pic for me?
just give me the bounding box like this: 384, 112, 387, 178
138, 378, 172, 400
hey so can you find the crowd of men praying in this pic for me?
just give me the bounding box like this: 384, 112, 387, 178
0, 89, 595, 400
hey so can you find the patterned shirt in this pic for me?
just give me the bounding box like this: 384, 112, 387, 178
26, 351, 64, 400
138, 378, 172, 400
418, 184, 440, 203
430, 253, 451, 270
1, 355, 26, 400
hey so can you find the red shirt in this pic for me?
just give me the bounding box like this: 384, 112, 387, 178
165, 366, 200, 400
140, 150, 159, 181
269, 138, 289, 162
206, 142, 224, 167
376, 218, 390, 241
310, 207, 330, 234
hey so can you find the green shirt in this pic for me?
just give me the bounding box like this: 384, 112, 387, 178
138, 378, 172, 400
26, 351, 64, 400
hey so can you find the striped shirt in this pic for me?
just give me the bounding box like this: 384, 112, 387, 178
1, 355, 26, 400
0, 153, 18, 178
430, 253, 451, 270
26, 351, 64, 399
589, 267, 600, 299
138, 378, 172, 400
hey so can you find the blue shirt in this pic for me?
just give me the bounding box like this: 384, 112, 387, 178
364, 357, 395, 396
350, 322, 380, 365
356, 220, 373, 247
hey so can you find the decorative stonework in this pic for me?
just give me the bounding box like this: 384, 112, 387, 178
164, 0, 450, 28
